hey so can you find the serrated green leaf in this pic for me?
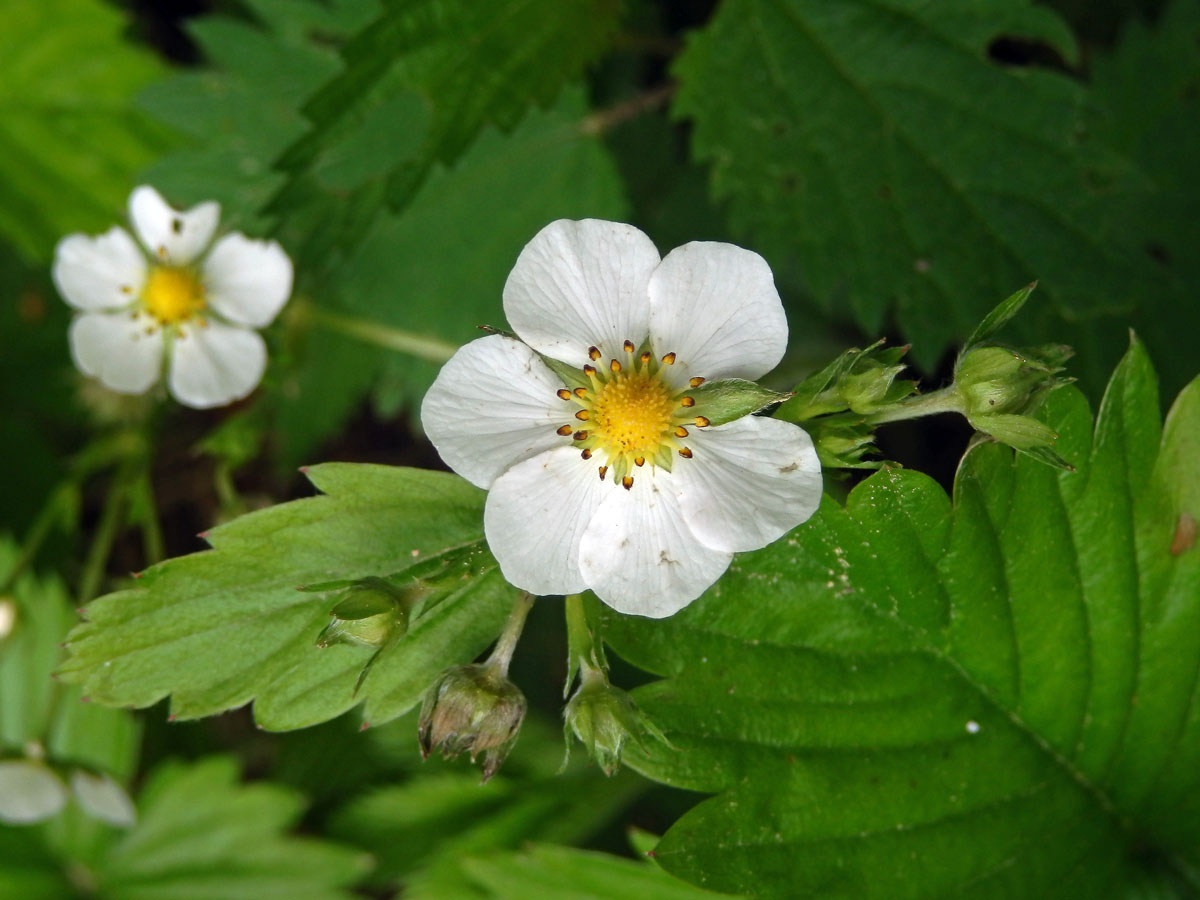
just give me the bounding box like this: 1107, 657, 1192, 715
58, 465, 515, 730
0, 0, 177, 262
278, 0, 622, 217
600, 343, 1200, 897
672, 0, 1161, 376
93, 756, 368, 899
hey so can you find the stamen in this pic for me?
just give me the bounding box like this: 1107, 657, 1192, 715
694, 416, 711, 427
679, 447, 693, 458
599, 466, 608, 481
689, 377, 706, 388
574, 387, 588, 398
575, 410, 590, 421
583, 364, 597, 377
557, 425, 573, 436
639, 351, 652, 366
623, 340, 635, 353
573, 430, 589, 441
557, 389, 572, 400
675, 426, 689, 438
581, 449, 593, 460
609, 359, 621, 373
661, 352, 676, 365
588, 346, 602, 361
622, 475, 634, 490
634, 457, 645, 467
680, 397, 695, 407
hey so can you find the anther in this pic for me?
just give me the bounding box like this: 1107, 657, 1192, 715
573, 430, 589, 441
680, 397, 695, 407
574, 387, 588, 398
623, 340, 635, 353
640, 351, 652, 365
599, 466, 608, 481
622, 476, 634, 490
556, 425, 573, 435
675, 426, 689, 438
634, 456, 645, 467
557, 389, 572, 400
610, 359, 621, 373
589, 346, 602, 360
679, 447, 693, 458
581, 449, 593, 460
694, 416, 711, 427
662, 352, 676, 365
689, 376, 706, 388
583, 364, 597, 377
575, 410, 590, 421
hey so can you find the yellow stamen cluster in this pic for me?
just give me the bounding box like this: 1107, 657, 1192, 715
554, 340, 710, 490
141, 266, 206, 329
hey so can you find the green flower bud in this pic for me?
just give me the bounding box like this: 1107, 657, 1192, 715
955, 345, 1070, 420
564, 674, 670, 776
316, 578, 409, 649
418, 664, 526, 782
810, 422, 879, 470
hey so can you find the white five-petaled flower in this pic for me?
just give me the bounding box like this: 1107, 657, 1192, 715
421, 220, 823, 618
52, 186, 293, 409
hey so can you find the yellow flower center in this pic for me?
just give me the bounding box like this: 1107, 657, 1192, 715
143, 266, 205, 325
553, 340, 710, 490
592, 374, 675, 456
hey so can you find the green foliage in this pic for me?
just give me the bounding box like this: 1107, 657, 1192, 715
600, 341, 1200, 898
0, 540, 139, 782
672, 0, 1197, 394
58, 465, 516, 730
412, 843, 737, 900
0, 0, 176, 262
0, 757, 369, 900
278, 0, 622, 213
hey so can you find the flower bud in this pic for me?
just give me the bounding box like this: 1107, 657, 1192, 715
564, 677, 670, 776
418, 664, 526, 782
316, 579, 409, 649
955, 344, 1071, 419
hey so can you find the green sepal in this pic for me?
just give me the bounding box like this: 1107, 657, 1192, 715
686, 379, 790, 426
535, 349, 589, 391
962, 282, 1038, 353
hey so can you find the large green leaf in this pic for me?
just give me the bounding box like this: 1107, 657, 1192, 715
601, 341, 1200, 897
58, 465, 515, 730
672, 0, 1168, 383
0, 0, 176, 262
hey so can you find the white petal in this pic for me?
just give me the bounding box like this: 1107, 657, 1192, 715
70, 770, 136, 827
648, 242, 787, 382
129, 185, 219, 266
202, 233, 293, 327
673, 415, 823, 553
503, 219, 660, 367
579, 470, 732, 618
52, 227, 146, 311
0, 761, 68, 824
168, 321, 265, 409
422, 335, 574, 489
484, 446, 611, 596
69, 312, 164, 394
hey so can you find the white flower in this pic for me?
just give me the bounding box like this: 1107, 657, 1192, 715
52, 186, 293, 409
421, 220, 822, 618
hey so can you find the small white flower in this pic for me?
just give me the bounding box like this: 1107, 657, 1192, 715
52, 186, 293, 409
422, 220, 822, 618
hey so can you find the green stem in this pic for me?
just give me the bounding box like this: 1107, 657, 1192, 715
862, 385, 964, 426
485, 592, 535, 677
564, 593, 609, 696
0, 484, 67, 595
134, 470, 165, 566
77, 460, 137, 606
309, 305, 459, 364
